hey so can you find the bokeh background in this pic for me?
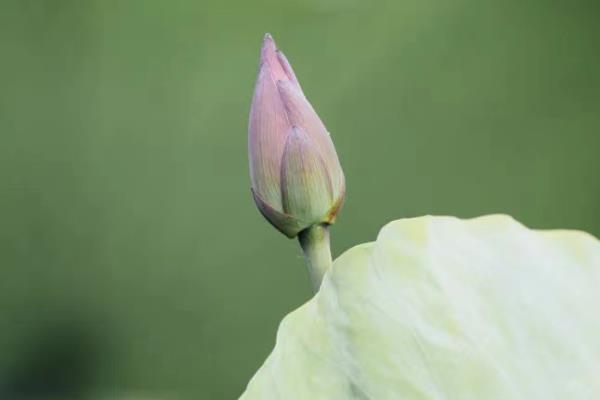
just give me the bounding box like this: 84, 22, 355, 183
1, 0, 599, 399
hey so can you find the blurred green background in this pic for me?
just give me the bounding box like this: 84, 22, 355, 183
0, 0, 598, 398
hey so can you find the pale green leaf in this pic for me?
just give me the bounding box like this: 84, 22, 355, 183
241, 215, 600, 400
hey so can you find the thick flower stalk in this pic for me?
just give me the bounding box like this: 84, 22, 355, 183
248, 34, 345, 290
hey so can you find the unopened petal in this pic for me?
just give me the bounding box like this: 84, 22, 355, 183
280, 126, 333, 225
277, 80, 345, 200
251, 188, 306, 238
248, 63, 290, 211
276, 50, 301, 89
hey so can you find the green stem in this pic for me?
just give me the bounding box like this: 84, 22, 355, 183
298, 224, 332, 292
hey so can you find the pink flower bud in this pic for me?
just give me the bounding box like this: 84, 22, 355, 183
248, 34, 345, 238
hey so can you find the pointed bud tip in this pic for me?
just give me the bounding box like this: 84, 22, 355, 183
261, 33, 277, 59
259, 33, 291, 83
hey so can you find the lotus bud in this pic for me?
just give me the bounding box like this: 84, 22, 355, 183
248, 34, 345, 238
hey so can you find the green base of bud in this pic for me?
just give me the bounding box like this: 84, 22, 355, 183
298, 224, 332, 292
